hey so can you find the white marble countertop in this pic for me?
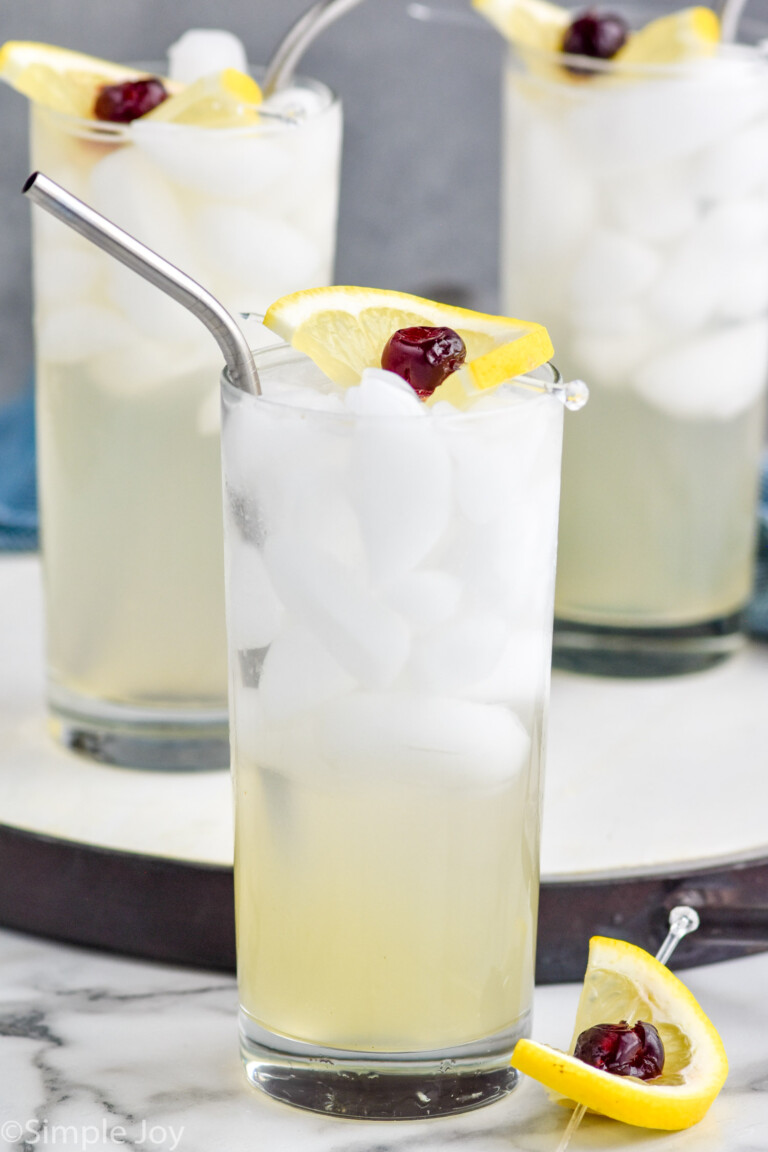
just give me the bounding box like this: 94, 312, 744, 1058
0, 925, 765, 1152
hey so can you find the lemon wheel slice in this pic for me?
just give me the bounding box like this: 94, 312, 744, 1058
263, 285, 553, 401
142, 68, 262, 127
512, 936, 728, 1131
0, 41, 138, 117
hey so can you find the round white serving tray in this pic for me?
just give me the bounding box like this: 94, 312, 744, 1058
2, 553, 766, 979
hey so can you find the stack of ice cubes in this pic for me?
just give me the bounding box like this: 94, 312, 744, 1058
504, 47, 768, 420
223, 364, 564, 790
33, 30, 341, 398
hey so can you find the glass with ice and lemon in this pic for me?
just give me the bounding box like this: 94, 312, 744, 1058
2, 33, 342, 766
222, 286, 582, 1118
480, 0, 768, 674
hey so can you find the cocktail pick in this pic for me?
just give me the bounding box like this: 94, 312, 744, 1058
555, 906, 701, 1152
263, 0, 369, 97
22, 171, 261, 396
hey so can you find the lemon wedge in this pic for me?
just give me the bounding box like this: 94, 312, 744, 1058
512, 936, 728, 1131
618, 8, 720, 64
473, 0, 720, 63
142, 68, 262, 127
0, 40, 138, 117
263, 286, 553, 403
473, 0, 570, 54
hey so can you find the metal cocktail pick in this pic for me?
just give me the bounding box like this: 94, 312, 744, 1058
22, 171, 261, 396
263, 0, 369, 97
556, 906, 701, 1152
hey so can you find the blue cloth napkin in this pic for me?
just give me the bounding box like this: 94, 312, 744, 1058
0, 388, 38, 552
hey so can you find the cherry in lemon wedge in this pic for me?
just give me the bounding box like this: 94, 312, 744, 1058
511, 935, 728, 1131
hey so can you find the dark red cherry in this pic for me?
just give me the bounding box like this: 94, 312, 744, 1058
574, 1020, 665, 1080
93, 77, 168, 123
562, 9, 629, 63
380, 326, 467, 399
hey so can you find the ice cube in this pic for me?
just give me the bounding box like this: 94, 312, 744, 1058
569, 228, 660, 309
317, 693, 531, 788
569, 328, 660, 391
716, 246, 768, 322
33, 243, 103, 308
408, 613, 511, 694
466, 630, 550, 715
632, 317, 768, 419
604, 167, 697, 243
36, 303, 132, 363
348, 387, 452, 583
442, 420, 527, 525
564, 56, 768, 175
105, 263, 210, 344
98, 333, 218, 398
383, 569, 462, 634
132, 122, 290, 200
570, 300, 654, 338
167, 29, 248, 83
226, 539, 284, 650
507, 106, 596, 262
89, 145, 200, 271
647, 201, 768, 334
263, 535, 411, 686
703, 197, 768, 248
263, 84, 328, 121
646, 230, 720, 334
690, 119, 768, 202
345, 368, 421, 415
258, 624, 356, 720
194, 203, 323, 302
224, 401, 364, 567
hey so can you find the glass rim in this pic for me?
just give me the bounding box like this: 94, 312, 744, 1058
32, 67, 339, 141
221, 340, 567, 422
508, 38, 768, 80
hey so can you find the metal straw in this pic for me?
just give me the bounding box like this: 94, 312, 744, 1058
263, 0, 368, 97
22, 172, 261, 396
556, 906, 701, 1152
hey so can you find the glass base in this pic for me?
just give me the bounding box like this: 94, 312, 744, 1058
48, 686, 229, 771
239, 1010, 525, 1120
552, 611, 745, 678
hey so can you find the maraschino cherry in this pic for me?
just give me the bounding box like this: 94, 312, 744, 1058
380, 326, 466, 399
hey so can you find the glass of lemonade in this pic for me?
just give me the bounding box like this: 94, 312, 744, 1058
500, 8, 768, 675
25, 42, 342, 767
221, 337, 568, 1118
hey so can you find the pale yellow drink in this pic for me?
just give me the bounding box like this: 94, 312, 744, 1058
235, 729, 539, 1051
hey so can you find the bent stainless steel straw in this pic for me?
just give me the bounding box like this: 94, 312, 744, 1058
23, 171, 261, 396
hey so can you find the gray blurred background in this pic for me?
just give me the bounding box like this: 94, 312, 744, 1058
0, 0, 505, 401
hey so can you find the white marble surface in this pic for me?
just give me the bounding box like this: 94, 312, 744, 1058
0, 925, 765, 1152
2, 553, 768, 877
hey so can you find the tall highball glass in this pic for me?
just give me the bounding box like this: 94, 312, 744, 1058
222, 342, 568, 1119
31, 75, 341, 767
503, 34, 768, 675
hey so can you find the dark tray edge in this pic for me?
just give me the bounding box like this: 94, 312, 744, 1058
2, 822, 766, 982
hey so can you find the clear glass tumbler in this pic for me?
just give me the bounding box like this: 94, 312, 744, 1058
30, 75, 342, 767
502, 37, 768, 675
221, 343, 568, 1119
